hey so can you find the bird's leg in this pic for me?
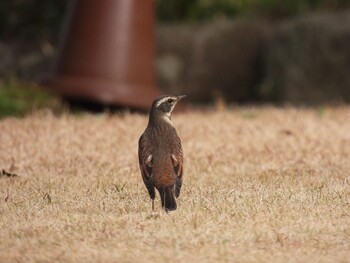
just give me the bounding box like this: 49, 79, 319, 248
152, 199, 154, 211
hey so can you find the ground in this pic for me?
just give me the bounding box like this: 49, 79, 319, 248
0, 107, 349, 262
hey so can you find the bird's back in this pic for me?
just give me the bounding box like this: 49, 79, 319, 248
144, 123, 179, 187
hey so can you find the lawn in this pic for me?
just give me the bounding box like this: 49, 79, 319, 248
0, 107, 349, 262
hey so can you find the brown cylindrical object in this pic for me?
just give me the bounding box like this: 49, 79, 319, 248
45, 0, 159, 109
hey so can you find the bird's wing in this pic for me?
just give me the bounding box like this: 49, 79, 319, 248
171, 135, 184, 198
138, 133, 155, 199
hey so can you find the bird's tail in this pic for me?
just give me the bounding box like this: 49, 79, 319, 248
159, 186, 177, 212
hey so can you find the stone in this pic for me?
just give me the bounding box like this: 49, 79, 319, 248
262, 11, 350, 104
156, 19, 270, 102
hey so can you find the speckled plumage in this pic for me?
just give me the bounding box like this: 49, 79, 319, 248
138, 95, 185, 212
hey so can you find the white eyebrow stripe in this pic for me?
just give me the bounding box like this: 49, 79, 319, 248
156, 97, 171, 107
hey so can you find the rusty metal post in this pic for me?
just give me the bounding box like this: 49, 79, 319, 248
45, 0, 159, 109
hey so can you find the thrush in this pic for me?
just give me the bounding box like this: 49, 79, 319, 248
138, 95, 185, 212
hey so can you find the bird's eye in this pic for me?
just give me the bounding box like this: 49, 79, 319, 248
167, 98, 174, 103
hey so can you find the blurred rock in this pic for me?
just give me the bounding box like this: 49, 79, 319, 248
262, 11, 350, 104
0, 41, 55, 82
157, 19, 270, 102
156, 24, 197, 97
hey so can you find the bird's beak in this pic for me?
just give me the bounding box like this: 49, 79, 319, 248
177, 95, 187, 101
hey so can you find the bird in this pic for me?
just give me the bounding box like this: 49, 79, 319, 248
138, 95, 185, 212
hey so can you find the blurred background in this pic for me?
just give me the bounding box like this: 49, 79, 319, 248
1, 0, 350, 117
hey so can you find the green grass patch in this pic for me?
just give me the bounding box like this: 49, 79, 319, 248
0, 80, 63, 118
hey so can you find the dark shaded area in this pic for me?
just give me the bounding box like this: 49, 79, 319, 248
2, 0, 349, 42
63, 97, 133, 114
157, 0, 350, 22
0, 0, 68, 42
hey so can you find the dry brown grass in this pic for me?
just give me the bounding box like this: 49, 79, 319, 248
0, 107, 350, 262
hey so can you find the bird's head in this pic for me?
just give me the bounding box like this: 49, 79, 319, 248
150, 95, 186, 123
